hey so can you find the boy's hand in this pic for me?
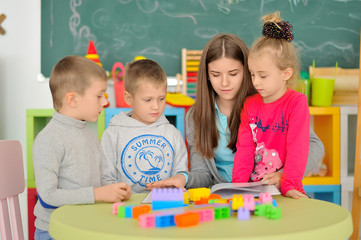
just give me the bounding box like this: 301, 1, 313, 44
94, 182, 132, 203
285, 189, 309, 199
261, 172, 282, 189
146, 174, 186, 191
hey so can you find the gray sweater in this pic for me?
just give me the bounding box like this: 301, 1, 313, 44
185, 107, 325, 189
101, 111, 188, 193
33, 111, 102, 231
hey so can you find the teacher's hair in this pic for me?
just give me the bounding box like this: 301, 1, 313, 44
191, 33, 257, 158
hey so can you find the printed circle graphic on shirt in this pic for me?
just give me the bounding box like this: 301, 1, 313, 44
121, 134, 174, 187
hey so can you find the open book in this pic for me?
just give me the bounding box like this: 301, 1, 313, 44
142, 182, 280, 203
210, 182, 280, 199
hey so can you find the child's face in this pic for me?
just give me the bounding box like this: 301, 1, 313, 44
127, 81, 167, 125
248, 53, 289, 103
208, 57, 244, 104
75, 79, 108, 122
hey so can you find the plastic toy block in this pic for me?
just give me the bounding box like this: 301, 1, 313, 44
152, 201, 185, 210
117, 205, 126, 218
213, 199, 228, 204
132, 205, 151, 219
151, 188, 184, 201
243, 194, 255, 211
272, 199, 278, 207
214, 206, 231, 220
194, 197, 209, 205
254, 204, 267, 216
232, 195, 243, 210
184, 192, 189, 204
259, 192, 273, 204
188, 188, 211, 201
266, 207, 282, 220
237, 207, 250, 220
125, 205, 135, 218
112, 202, 126, 215
138, 214, 155, 228
208, 194, 221, 200
155, 214, 176, 228
193, 208, 214, 222
175, 212, 200, 228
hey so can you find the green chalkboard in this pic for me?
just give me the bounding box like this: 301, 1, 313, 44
41, 0, 361, 77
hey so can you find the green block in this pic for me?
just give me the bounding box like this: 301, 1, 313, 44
117, 205, 126, 218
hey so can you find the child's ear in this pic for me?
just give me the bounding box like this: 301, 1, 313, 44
283, 68, 293, 81
64, 92, 78, 107
123, 91, 132, 106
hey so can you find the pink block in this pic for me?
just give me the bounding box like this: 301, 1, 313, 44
243, 194, 255, 211
195, 208, 214, 222
139, 214, 156, 228
259, 192, 273, 204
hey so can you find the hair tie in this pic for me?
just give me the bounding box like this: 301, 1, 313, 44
262, 21, 294, 42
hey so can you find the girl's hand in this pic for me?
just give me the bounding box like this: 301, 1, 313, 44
261, 172, 282, 189
285, 189, 309, 199
146, 174, 186, 191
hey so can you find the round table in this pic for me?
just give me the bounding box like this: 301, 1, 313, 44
49, 193, 352, 240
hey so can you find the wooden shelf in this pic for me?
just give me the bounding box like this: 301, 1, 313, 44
302, 107, 340, 185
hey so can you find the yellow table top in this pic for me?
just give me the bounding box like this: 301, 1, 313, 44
49, 193, 352, 240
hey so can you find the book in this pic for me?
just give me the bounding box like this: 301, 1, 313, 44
142, 182, 280, 204
209, 182, 280, 199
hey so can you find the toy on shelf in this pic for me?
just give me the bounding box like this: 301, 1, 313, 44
113, 187, 281, 229
112, 62, 131, 108
166, 92, 195, 108
85, 40, 102, 67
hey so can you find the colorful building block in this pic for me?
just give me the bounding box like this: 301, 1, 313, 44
243, 194, 255, 211
117, 205, 126, 218
266, 207, 282, 220
155, 214, 176, 228
188, 188, 211, 201
259, 192, 273, 204
194, 208, 214, 222
214, 206, 231, 220
237, 207, 250, 220
232, 195, 244, 210
152, 201, 185, 210
175, 212, 200, 227
138, 213, 155, 228
254, 204, 267, 216
132, 205, 151, 219
151, 188, 184, 201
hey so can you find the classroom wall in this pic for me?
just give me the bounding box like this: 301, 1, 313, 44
0, 0, 52, 237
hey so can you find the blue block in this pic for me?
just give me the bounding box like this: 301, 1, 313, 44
152, 201, 185, 210
155, 214, 176, 228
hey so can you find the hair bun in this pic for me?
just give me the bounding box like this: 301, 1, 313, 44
262, 21, 294, 42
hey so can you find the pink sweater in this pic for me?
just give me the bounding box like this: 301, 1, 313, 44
232, 89, 310, 195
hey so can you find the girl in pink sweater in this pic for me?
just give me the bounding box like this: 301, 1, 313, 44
232, 11, 310, 199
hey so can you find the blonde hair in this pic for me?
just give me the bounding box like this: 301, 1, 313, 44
124, 59, 167, 95
49, 55, 108, 111
249, 11, 300, 88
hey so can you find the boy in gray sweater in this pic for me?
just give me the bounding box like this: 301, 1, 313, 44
101, 59, 188, 193
33, 56, 132, 240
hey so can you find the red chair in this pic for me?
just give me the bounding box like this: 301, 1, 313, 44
0, 140, 25, 240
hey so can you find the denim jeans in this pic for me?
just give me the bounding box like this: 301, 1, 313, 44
35, 228, 54, 240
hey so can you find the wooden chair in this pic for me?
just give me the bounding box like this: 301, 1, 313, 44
181, 48, 202, 98
0, 140, 25, 240
350, 33, 361, 240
